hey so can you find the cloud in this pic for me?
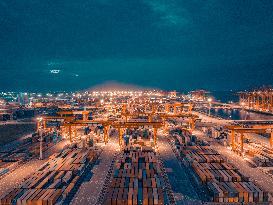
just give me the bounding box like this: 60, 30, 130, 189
144, 0, 190, 27
94, 0, 112, 5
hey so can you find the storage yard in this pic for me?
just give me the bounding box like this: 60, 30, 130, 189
0, 123, 35, 146
104, 145, 165, 205
0, 147, 98, 205
0, 90, 272, 204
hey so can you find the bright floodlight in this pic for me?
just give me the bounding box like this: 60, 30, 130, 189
50, 70, 60, 74
208, 97, 212, 103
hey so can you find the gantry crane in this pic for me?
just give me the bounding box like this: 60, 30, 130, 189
164, 102, 193, 114
38, 101, 196, 146
38, 110, 91, 139
120, 107, 197, 132
226, 124, 273, 153
61, 119, 111, 144
37, 116, 75, 131
122, 101, 159, 113
111, 121, 163, 145
158, 113, 199, 133
121, 112, 154, 122
62, 120, 163, 146
57, 110, 91, 121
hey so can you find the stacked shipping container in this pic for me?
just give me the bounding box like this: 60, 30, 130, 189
105, 145, 164, 205
0, 148, 97, 205
245, 143, 273, 167
180, 145, 269, 203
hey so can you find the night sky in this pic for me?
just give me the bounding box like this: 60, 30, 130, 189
0, 0, 273, 92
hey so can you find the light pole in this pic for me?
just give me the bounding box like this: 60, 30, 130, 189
241, 102, 246, 120
37, 117, 43, 160
208, 98, 212, 116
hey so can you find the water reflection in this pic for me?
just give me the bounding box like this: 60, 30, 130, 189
201, 108, 273, 120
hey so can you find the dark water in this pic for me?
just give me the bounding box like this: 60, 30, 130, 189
210, 91, 238, 103
200, 108, 273, 120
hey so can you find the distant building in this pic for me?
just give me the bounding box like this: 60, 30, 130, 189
18, 93, 29, 105
238, 87, 273, 113
0, 98, 6, 108
190, 90, 210, 101
0, 112, 12, 121
168, 91, 177, 98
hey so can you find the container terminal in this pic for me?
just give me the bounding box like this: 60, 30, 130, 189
0, 89, 272, 205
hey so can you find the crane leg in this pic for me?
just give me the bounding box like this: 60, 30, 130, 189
153, 127, 157, 146
231, 130, 235, 150
240, 133, 244, 154
118, 128, 122, 146
69, 125, 72, 143
270, 132, 273, 148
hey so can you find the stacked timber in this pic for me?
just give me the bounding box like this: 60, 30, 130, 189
105, 146, 164, 205
0, 148, 97, 205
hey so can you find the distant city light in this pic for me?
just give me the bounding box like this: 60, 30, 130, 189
50, 70, 60, 74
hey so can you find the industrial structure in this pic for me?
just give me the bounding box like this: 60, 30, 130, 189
0, 89, 272, 205
238, 88, 273, 113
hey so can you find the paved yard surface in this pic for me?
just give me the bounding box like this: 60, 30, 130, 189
157, 135, 202, 205
71, 139, 120, 205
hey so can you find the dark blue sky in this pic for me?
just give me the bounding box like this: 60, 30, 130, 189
0, 0, 272, 92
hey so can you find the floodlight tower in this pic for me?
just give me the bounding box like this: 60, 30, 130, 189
37, 117, 44, 160
207, 98, 212, 116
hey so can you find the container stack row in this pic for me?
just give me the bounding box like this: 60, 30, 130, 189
105, 145, 164, 205
182, 146, 226, 164
170, 127, 208, 147
0, 148, 97, 205
245, 142, 273, 167
0, 161, 20, 178
0, 133, 58, 163
192, 161, 249, 183
0, 132, 62, 179
180, 145, 269, 203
